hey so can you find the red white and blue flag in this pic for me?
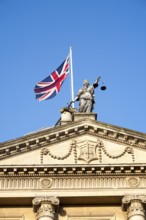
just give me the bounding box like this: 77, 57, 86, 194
34, 55, 69, 101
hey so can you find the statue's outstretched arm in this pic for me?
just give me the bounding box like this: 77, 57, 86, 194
93, 76, 101, 88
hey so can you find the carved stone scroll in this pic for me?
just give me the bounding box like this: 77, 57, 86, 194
32, 196, 59, 220
122, 195, 146, 220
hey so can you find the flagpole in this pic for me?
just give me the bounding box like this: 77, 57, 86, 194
69, 46, 75, 108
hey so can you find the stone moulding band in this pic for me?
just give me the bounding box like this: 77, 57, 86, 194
0, 165, 145, 176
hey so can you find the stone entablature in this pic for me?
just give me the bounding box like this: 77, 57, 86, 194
0, 164, 146, 199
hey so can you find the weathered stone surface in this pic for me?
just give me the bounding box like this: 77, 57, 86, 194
0, 112, 146, 219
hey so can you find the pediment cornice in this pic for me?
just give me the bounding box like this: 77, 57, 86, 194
0, 119, 146, 160
0, 164, 146, 177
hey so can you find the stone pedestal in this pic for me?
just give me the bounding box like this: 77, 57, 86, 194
122, 195, 146, 220
60, 108, 97, 125
73, 112, 97, 121
32, 196, 59, 220
60, 108, 76, 125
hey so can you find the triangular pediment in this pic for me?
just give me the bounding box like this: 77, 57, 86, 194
0, 113, 146, 167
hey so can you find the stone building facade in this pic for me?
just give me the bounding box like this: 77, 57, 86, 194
0, 109, 146, 220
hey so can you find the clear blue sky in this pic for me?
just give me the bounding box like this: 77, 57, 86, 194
0, 0, 146, 142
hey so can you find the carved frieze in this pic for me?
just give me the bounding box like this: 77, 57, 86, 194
40, 138, 135, 164
0, 176, 145, 190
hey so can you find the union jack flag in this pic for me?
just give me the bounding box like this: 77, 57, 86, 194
34, 56, 69, 101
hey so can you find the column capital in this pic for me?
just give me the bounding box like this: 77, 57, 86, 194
122, 195, 146, 220
32, 196, 59, 213
122, 195, 146, 211
32, 196, 60, 220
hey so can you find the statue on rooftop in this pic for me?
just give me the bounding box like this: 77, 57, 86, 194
71, 76, 101, 113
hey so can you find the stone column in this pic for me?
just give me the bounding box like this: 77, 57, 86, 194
32, 196, 60, 220
122, 195, 146, 220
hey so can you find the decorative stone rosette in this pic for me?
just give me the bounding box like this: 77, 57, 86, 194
40, 178, 53, 189
127, 177, 140, 188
